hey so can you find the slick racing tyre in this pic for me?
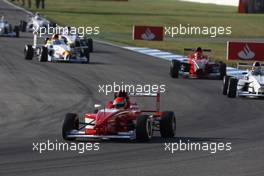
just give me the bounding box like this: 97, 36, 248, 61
14, 25, 20, 38
222, 76, 230, 95
50, 22, 57, 28
219, 62, 227, 79
20, 20, 27, 32
86, 38, 93, 52
227, 77, 238, 98
38, 47, 48, 62
136, 115, 153, 142
170, 60, 180, 78
160, 111, 176, 138
84, 48, 90, 64
24, 45, 34, 60
62, 113, 79, 141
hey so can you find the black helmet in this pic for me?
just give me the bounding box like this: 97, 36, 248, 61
253, 61, 261, 67
196, 47, 202, 52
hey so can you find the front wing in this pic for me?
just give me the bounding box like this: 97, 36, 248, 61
66, 130, 136, 140
238, 91, 264, 97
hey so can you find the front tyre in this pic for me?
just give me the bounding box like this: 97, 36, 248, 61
160, 111, 176, 138
227, 77, 238, 98
136, 115, 152, 142
222, 76, 230, 95
170, 60, 180, 78
38, 46, 48, 62
62, 113, 79, 141
24, 45, 34, 60
219, 62, 227, 79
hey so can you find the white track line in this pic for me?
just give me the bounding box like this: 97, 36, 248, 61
123, 47, 246, 76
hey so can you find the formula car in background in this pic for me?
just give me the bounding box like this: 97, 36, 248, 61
24, 33, 90, 63
170, 47, 226, 79
222, 62, 264, 98
62, 91, 176, 142
0, 16, 20, 37
20, 12, 56, 32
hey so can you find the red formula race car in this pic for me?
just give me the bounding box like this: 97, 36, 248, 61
62, 91, 176, 142
170, 47, 226, 79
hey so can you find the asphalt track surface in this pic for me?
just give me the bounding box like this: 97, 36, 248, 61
0, 1, 264, 175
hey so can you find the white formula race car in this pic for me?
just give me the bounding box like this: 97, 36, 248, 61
24, 34, 90, 63
20, 13, 55, 32
223, 62, 264, 98
0, 16, 20, 37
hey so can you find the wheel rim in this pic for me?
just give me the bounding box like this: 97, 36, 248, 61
172, 117, 176, 134
146, 119, 152, 139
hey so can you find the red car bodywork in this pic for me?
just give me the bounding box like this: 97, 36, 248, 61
188, 52, 209, 75
65, 93, 165, 140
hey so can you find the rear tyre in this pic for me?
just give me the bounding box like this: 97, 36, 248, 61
62, 113, 79, 141
14, 25, 20, 37
49, 22, 57, 28
219, 62, 227, 79
160, 111, 176, 138
170, 60, 180, 78
84, 48, 90, 64
38, 47, 48, 62
136, 115, 152, 142
227, 77, 238, 98
24, 45, 34, 60
20, 20, 27, 32
222, 76, 230, 95
86, 38, 93, 52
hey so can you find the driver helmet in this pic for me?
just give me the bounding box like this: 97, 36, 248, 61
52, 34, 59, 40
113, 97, 126, 109
253, 61, 261, 68
196, 47, 203, 53
252, 61, 261, 73
194, 47, 203, 59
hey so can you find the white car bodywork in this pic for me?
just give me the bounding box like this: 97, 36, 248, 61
237, 71, 264, 97
45, 40, 88, 62
0, 17, 19, 37
60, 34, 78, 45
24, 34, 89, 63
22, 14, 52, 32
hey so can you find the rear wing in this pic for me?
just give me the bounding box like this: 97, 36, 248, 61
184, 48, 212, 56
237, 62, 264, 70
129, 92, 160, 113
184, 48, 212, 52
226, 41, 264, 76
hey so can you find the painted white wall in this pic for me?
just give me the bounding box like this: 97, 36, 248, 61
181, 0, 239, 6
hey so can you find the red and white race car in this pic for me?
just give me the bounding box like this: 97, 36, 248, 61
62, 91, 176, 142
170, 47, 226, 79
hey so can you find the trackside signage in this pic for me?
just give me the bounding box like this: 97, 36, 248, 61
133, 26, 163, 41
227, 42, 264, 61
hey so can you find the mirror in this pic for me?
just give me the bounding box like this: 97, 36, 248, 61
94, 104, 101, 108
